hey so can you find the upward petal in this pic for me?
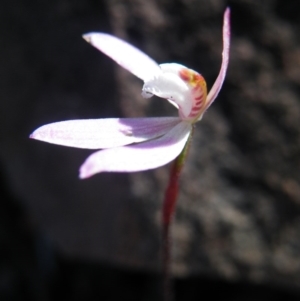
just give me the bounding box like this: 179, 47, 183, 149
83, 32, 161, 82
79, 121, 192, 178
203, 8, 230, 115
30, 117, 181, 149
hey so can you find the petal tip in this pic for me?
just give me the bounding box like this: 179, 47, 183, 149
79, 160, 97, 179
224, 7, 231, 33
29, 127, 48, 141
225, 7, 230, 15
79, 166, 90, 179
29, 130, 40, 140
82, 34, 91, 44
78, 170, 88, 179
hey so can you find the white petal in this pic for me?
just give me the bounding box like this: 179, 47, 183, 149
142, 63, 192, 116
30, 117, 181, 149
83, 32, 161, 81
79, 121, 192, 177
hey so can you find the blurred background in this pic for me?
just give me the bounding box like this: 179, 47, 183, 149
1, 0, 300, 300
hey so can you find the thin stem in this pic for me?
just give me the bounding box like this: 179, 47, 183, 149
162, 126, 194, 301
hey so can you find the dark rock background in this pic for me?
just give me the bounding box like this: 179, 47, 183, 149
1, 0, 300, 300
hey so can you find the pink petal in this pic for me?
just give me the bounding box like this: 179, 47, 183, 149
79, 121, 192, 178
83, 32, 161, 82
30, 117, 181, 149
204, 8, 230, 112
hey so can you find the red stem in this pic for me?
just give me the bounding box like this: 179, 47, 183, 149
162, 126, 194, 301
162, 162, 179, 301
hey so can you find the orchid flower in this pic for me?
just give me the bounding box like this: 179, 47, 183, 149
30, 8, 230, 179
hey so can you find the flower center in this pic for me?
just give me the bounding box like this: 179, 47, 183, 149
142, 63, 207, 123
178, 68, 207, 121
